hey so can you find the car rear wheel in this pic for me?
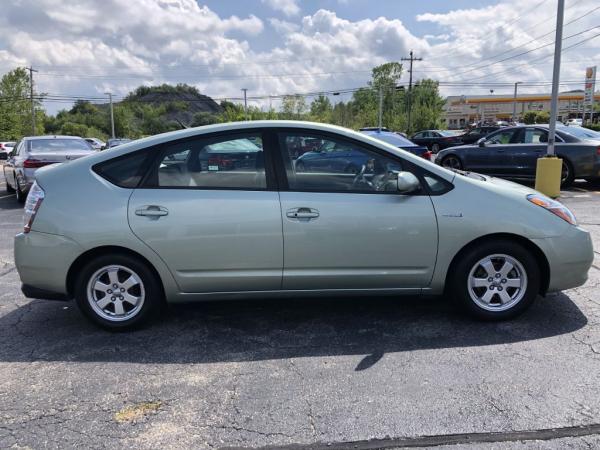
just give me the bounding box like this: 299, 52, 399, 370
15, 178, 25, 203
441, 155, 463, 170
75, 254, 162, 330
450, 240, 540, 320
560, 159, 574, 187
431, 143, 440, 153
5, 171, 15, 193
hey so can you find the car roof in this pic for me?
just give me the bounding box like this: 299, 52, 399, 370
55, 121, 454, 182
23, 135, 86, 141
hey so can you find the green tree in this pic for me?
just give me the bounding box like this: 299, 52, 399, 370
0, 67, 44, 139
309, 95, 333, 122
523, 111, 538, 124
535, 111, 550, 123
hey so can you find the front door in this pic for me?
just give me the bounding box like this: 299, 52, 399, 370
466, 128, 520, 175
128, 131, 283, 293
275, 131, 438, 291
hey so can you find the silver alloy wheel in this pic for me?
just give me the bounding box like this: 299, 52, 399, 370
467, 254, 527, 312
86, 265, 145, 322
442, 156, 461, 170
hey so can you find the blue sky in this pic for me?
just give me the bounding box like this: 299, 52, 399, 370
0, 0, 597, 114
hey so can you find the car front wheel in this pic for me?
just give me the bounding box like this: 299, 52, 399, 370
441, 155, 463, 170
75, 254, 162, 330
450, 240, 540, 320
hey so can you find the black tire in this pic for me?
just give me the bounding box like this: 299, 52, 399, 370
441, 155, 463, 170
4, 170, 15, 193
15, 177, 25, 203
431, 143, 440, 153
560, 159, 575, 187
450, 240, 540, 320
74, 253, 162, 330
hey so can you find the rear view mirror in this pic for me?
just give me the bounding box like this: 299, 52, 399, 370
396, 171, 420, 194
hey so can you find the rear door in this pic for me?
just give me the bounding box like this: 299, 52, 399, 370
274, 130, 438, 291
127, 131, 284, 293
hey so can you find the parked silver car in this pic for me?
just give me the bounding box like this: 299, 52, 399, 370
0, 141, 16, 160
3, 136, 95, 202
85, 137, 105, 150
14, 121, 593, 330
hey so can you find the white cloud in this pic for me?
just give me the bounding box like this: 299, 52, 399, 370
261, 0, 301, 17
0, 0, 598, 114
269, 18, 300, 35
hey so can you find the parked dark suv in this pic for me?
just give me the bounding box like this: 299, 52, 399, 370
460, 126, 503, 144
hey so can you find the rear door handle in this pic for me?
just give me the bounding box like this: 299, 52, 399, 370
135, 205, 169, 217
286, 207, 319, 220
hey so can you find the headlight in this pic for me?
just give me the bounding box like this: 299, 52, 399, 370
23, 182, 45, 233
527, 193, 576, 225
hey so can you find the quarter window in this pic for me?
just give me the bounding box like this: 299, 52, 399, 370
147, 134, 266, 189
278, 133, 409, 193
524, 128, 548, 144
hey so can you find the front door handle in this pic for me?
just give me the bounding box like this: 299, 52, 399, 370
286, 207, 319, 220
135, 205, 169, 217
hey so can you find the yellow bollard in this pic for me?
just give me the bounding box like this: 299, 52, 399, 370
535, 156, 563, 198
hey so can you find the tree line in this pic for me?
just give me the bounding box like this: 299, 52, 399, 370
0, 62, 447, 140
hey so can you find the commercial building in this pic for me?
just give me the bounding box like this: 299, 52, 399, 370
443, 91, 599, 129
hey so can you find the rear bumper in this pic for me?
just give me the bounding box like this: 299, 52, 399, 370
14, 231, 83, 297
532, 225, 594, 292
21, 284, 70, 301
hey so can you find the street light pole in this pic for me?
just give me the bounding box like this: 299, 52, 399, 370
535, 0, 564, 198
105, 92, 115, 139
512, 82, 522, 123
546, 0, 564, 157
378, 86, 383, 131
241, 88, 248, 120
28, 66, 38, 136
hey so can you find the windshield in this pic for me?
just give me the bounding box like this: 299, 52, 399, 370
362, 131, 416, 147
558, 126, 600, 141
30, 139, 93, 153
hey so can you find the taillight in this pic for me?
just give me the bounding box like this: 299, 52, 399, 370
596, 145, 600, 156
422, 150, 432, 160
23, 159, 54, 169
23, 182, 45, 233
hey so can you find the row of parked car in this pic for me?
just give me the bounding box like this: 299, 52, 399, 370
360, 124, 600, 187
1, 136, 132, 202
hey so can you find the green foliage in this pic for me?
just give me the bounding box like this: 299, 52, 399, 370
0, 67, 44, 139
535, 111, 550, 123
523, 111, 538, 124
584, 123, 600, 131
2, 64, 447, 139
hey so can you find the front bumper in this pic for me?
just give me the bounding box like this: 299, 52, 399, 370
14, 231, 83, 298
532, 225, 594, 292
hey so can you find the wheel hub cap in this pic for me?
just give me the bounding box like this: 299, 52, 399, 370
467, 254, 527, 312
86, 265, 145, 322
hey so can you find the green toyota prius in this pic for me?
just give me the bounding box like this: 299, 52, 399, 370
14, 121, 594, 330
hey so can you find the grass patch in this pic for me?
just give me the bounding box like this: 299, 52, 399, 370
114, 401, 162, 423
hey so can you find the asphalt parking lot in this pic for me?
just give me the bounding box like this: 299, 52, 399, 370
1, 174, 599, 449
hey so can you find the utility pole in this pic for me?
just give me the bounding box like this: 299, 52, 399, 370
546, 0, 564, 158
378, 86, 383, 131
28, 66, 38, 136
512, 82, 522, 123
105, 92, 115, 139
241, 88, 248, 120
401, 50, 422, 133
535, 0, 564, 198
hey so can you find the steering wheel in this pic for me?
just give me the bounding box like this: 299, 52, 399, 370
352, 164, 373, 189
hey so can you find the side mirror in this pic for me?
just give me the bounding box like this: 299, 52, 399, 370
396, 171, 421, 194
477, 138, 486, 147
